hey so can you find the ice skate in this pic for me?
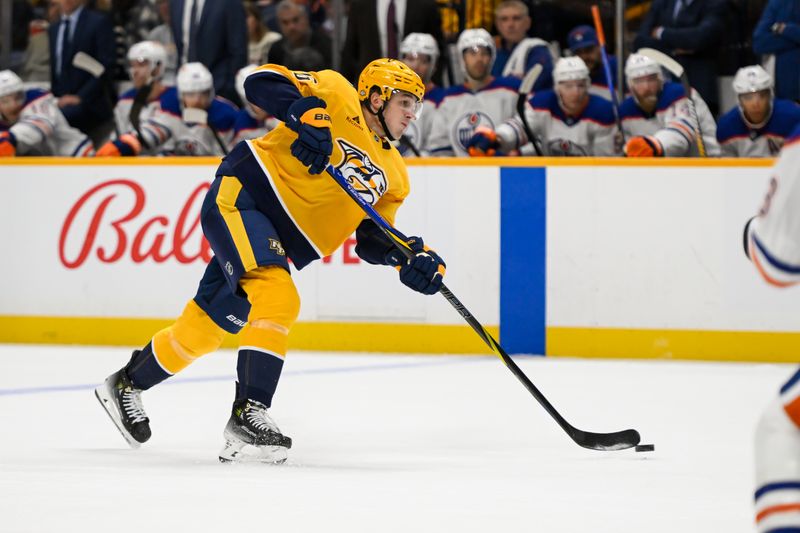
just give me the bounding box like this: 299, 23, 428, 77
95, 367, 151, 448
219, 399, 291, 464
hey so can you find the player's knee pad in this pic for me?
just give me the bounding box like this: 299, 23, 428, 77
152, 299, 227, 374
238, 266, 300, 356
754, 398, 800, 532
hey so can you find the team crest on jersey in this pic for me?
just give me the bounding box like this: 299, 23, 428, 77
453, 111, 494, 151
546, 138, 589, 157
335, 139, 388, 205
268, 238, 285, 256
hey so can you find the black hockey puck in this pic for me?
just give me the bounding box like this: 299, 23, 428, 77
635, 444, 655, 452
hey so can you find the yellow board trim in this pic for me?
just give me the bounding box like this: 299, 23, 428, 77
548, 326, 800, 363
0, 156, 774, 168
0, 316, 498, 355
217, 176, 258, 271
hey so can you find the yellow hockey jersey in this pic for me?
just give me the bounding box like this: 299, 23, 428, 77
219, 65, 411, 270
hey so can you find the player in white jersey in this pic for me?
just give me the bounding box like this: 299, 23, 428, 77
171, 63, 238, 156
620, 53, 720, 157
717, 65, 800, 158
427, 28, 520, 157
467, 56, 620, 157
231, 64, 280, 147
743, 123, 800, 532
397, 32, 445, 157
0, 70, 93, 157
96, 41, 184, 157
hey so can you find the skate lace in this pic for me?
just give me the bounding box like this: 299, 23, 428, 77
245, 402, 279, 434
122, 387, 148, 424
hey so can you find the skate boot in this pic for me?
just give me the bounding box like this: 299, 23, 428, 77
219, 399, 292, 464
95, 367, 151, 448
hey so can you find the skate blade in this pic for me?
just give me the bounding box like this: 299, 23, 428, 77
218, 439, 288, 464
94, 386, 141, 450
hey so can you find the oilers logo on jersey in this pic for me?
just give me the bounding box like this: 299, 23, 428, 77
454, 111, 495, 152
547, 138, 589, 156
335, 139, 388, 205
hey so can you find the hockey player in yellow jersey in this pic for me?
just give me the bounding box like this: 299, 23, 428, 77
95, 59, 447, 463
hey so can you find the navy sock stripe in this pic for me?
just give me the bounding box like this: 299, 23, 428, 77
236, 348, 284, 407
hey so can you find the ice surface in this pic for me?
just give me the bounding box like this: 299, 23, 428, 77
0, 344, 790, 532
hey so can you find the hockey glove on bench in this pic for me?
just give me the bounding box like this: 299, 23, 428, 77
625, 135, 663, 157
467, 126, 501, 157
286, 96, 332, 175
386, 237, 446, 295
0, 130, 17, 157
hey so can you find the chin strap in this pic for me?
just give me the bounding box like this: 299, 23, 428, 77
366, 101, 395, 141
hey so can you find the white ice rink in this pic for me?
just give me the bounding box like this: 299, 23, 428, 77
0, 344, 792, 532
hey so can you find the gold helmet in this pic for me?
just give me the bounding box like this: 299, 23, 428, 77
358, 58, 425, 104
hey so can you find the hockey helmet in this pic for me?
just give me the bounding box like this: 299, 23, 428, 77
456, 28, 496, 74
732, 65, 773, 95
177, 62, 214, 95
235, 64, 258, 107
127, 40, 167, 80
400, 33, 440, 64
358, 58, 424, 105
553, 57, 590, 84
0, 70, 24, 99
624, 53, 663, 84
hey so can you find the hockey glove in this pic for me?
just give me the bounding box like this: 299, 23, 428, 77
285, 96, 332, 175
96, 134, 142, 157
625, 135, 664, 157
0, 130, 17, 157
467, 126, 500, 157
386, 237, 446, 295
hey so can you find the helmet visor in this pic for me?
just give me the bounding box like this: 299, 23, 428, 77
389, 89, 423, 120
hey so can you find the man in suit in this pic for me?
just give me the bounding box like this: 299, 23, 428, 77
48, 0, 115, 140
633, 0, 727, 116
341, 0, 444, 84
170, 0, 247, 103
267, 0, 332, 69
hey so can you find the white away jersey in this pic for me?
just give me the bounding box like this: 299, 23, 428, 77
114, 86, 183, 154
428, 76, 520, 156
172, 97, 238, 156
497, 90, 620, 156
619, 81, 720, 157
4, 89, 92, 156
717, 99, 800, 158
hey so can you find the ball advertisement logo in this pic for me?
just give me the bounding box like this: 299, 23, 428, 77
59, 179, 212, 269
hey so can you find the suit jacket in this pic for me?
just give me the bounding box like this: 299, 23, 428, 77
633, 0, 727, 110
341, 0, 444, 84
48, 8, 115, 119
170, 0, 247, 102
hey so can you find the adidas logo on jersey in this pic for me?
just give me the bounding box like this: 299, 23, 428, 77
346, 115, 363, 129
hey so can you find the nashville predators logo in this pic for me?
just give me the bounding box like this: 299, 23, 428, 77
335, 139, 388, 205
268, 238, 285, 256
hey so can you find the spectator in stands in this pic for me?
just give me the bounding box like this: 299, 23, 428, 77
427, 28, 521, 156
752, 0, 800, 102
341, 0, 444, 84
0, 70, 93, 157
267, 0, 331, 68
170, 0, 247, 103
245, 2, 281, 64
397, 32, 444, 157
146, 0, 178, 85
231, 64, 279, 146
49, 0, 116, 142
492, 0, 553, 92
620, 53, 720, 157
717, 65, 800, 157
467, 56, 620, 157
632, 0, 727, 116
567, 25, 618, 103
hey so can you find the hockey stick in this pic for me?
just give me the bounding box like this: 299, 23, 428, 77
325, 164, 641, 451
128, 82, 153, 150
637, 47, 707, 156
517, 63, 544, 156
182, 107, 229, 156
72, 51, 120, 139
591, 5, 626, 144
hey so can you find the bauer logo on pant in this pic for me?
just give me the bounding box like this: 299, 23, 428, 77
335, 138, 387, 205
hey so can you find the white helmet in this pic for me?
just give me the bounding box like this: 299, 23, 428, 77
0, 70, 24, 99
400, 33, 440, 64
457, 28, 496, 77
235, 64, 257, 106
553, 57, 590, 84
127, 41, 167, 81
732, 65, 773, 95
177, 62, 214, 96
625, 53, 663, 84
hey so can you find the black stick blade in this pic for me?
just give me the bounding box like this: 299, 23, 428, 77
572, 428, 641, 451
